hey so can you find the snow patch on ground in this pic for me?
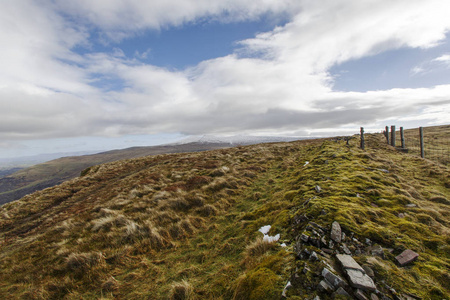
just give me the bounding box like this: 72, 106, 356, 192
259, 225, 280, 243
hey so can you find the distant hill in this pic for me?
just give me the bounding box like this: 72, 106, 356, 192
0, 127, 448, 299
0, 142, 234, 205
0, 136, 313, 206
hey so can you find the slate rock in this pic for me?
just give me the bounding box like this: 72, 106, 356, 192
341, 244, 352, 255
331, 221, 342, 243
322, 268, 346, 289
346, 269, 376, 291
317, 280, 334, 293
300, 233, 310, 243
395, 249, 419, 266
336, 254, 365, 272
281, 281, 292, 297
310, 251, 319, 261
335, 287, 351, 298
355, 289, 370, 300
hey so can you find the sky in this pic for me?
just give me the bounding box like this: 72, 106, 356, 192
1, 0, 450, 159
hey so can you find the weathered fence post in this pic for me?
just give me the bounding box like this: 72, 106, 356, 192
385, 126, 390, 144
400, 127, 405, 149
360, 127, 365, 150
419, 127, 424, 158
391, 125, 396, 147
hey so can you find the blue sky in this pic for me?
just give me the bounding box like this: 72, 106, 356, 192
1, 0, 450, 159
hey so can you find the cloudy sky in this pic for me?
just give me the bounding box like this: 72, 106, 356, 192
1, 0, 450, 158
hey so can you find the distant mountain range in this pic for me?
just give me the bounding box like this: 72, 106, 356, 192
0, 136, 307, 205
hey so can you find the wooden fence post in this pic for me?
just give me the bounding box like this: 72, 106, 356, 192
391, 125, 396, 147
420, 127, 424, 158
385, 126, 390, 144
400, 127, 405, 149
360, 127, 365, 150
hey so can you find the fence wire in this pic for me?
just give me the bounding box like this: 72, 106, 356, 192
378, 126, 450, 166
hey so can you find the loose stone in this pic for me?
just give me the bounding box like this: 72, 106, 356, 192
331, 221, 342, 243
336, 254, 365, 272
355, 289, 370, 300
335, 287, 351, 297
322, 268, 346, 289
346, 269, 376, 291
395, 249, 419, 266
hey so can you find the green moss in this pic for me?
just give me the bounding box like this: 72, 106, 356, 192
234, 268, 281, 300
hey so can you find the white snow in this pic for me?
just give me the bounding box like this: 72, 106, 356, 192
258, 225, 280, 243
263, 233, 280, 243
258, 225, 271, 235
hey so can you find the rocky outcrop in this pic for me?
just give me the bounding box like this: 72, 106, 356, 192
285, 217, 422, 299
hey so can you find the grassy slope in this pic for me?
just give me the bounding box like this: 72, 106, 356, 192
0, 130, 448, 299
0, 143, 232, 205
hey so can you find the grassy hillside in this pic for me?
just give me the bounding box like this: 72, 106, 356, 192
0, 129, 448, 299
0, 142, 232, 205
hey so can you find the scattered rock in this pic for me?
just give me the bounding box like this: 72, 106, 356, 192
355, 289, 370, 300
335, 287, 352, 297
300, 233, 310, 243
336, 254, 365, 272
365, 238, 372, 246
315, 185, 322, 193
322, 268, 346, 289
346, 269, 377, 292
310, 251, 319, 261
341, 244, 352, 255
322, 248, 333, 255
405, 203, 417, 208
397, 213, 405, 218
281, 281, 292, 297
317, 280, 334, 293
331, 221, 342, 243
313, 296, 321, 300
336, 254, 376, 292
395, 249, 419, 266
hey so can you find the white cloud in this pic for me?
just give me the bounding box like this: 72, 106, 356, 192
433, 54, 450, 65
0, 0, 450, 147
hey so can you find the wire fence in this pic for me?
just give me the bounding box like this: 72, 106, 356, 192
402, 127, 450, 165
362, 125, 450, 166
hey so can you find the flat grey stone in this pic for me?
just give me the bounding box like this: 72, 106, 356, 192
322, 268, 346, 289
315, 185, 322, 193
346, 269, 376, 291
330, 221, 342, 243
336, 254, 365, 272
395, 249, 419, 266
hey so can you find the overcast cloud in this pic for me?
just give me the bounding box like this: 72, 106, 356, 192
0, 0, 449, 156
